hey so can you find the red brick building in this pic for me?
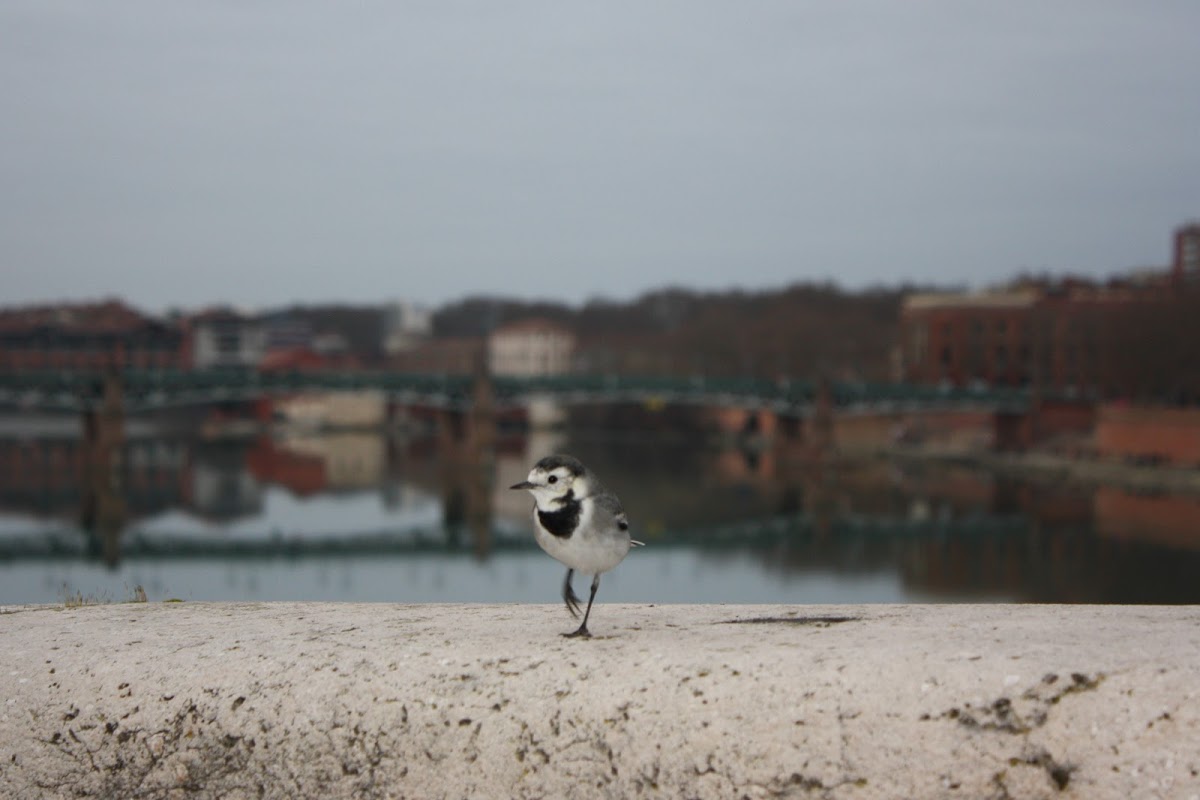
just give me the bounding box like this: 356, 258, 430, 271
1172, 222, 1200, 286
386, 337, 485, 375
900, 223, 1199, 397
0, 300, 189, 371
899, 289, 1039, 387
899, 282, 1171, 396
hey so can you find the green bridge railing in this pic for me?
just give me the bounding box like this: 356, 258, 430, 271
0, 368, 1038, 414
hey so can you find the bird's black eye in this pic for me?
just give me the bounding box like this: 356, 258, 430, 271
548, 475, 558, 484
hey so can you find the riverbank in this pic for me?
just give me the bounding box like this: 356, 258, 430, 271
882, 445, 1200, 496
2, 602, 1197, 798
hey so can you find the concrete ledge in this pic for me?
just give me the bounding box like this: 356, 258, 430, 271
2, 603, 1198, 799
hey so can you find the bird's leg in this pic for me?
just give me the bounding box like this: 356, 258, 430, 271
563, 574, 600, 639
562, 569, 581, 618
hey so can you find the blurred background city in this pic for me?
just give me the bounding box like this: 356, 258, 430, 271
3, 4, 1199, 605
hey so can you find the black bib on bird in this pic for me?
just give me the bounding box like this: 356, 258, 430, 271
537, 490, 581, 539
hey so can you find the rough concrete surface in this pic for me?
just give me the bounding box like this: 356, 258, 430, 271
1, 602, 1198, 799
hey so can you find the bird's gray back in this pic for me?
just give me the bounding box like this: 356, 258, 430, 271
591, 488, 625, 519
587, 485, 631, 540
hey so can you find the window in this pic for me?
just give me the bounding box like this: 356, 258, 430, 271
909, 323, 928, 365
215, 329, 241, 355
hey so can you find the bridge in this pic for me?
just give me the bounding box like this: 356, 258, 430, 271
0, 368, 1034, 415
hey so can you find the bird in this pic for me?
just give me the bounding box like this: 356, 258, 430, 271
510, 454, 643, 638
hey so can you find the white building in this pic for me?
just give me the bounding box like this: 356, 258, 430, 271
487, 318, 575, 377
189, 309, 266, 370
382, 301, 433, 355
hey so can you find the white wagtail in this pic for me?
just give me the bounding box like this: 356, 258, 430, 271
510, 454, 643, 638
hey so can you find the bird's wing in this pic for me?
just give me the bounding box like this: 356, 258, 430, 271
593, 489, 625, 517
593, 490, 632, 533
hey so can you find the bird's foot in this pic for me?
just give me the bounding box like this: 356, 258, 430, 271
561, 625, 591, 639
563, 583, 582, 619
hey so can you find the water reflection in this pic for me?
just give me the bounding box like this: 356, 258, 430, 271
2, 425, 1200, 605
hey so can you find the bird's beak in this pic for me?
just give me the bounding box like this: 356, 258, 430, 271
510, 481, 535, 490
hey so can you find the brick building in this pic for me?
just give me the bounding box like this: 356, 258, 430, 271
899, 282, 1170, 395
387, 337, 485, 375
900, 224, 1197, 396
900, 289, 1039, 387
0, 300, 188, 371
1172, 222, 1200, 286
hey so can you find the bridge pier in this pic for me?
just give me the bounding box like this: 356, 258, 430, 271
80, 372, 126, 568
810, 377, 834, 456
437, 371, 497, 558
773, 379, 833, 466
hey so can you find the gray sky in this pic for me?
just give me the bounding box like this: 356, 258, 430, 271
3, 1, 1198, 312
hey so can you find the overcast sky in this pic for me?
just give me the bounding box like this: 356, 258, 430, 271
3, 2, 1198, 312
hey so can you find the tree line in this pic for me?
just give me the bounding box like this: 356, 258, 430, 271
433, 282, 925, 381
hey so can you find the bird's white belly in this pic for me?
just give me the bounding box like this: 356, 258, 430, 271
532, 501, 629, 575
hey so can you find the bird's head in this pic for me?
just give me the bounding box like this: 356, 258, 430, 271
510, 454, 589, 503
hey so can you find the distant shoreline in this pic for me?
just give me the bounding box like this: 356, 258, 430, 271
880, 445, 1200, 496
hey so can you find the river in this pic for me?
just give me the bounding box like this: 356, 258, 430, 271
2, 427, 1199, 605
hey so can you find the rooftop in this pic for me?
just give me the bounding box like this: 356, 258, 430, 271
491, 317, 574, 336
0, 299, 164, 334
902, 289, 1040, 312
